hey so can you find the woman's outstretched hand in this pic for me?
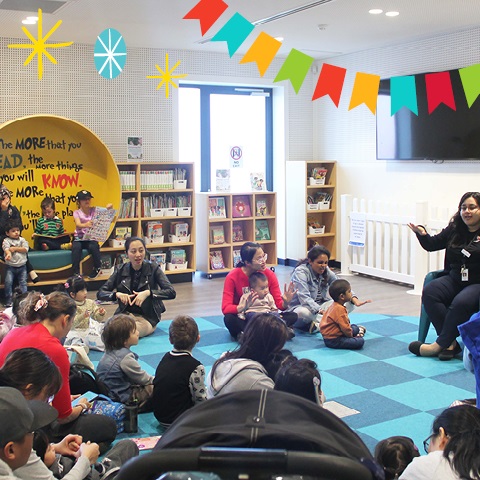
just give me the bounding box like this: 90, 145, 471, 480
282, 281, 297, 306
408, 223, 427, 235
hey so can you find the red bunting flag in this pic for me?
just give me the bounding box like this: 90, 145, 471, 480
312, 64, 347, 106
425, 72, 456, 114
183, 0, 228, 36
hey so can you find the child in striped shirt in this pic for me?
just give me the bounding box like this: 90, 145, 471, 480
34, 197, 72, 250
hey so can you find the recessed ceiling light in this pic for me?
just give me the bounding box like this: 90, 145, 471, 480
22, 18, 37, 25
385, 11, 400, 16
369, 9, 383, 14
274, 36, 284, 42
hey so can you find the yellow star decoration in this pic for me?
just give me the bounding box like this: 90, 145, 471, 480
8, 8, 73, 80
147, 53, 187, 98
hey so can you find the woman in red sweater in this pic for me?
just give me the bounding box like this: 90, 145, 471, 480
222, 242, 296, 339
0, 291, 117, 447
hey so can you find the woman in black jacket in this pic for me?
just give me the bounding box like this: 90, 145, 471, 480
97, 236, 176, 337
408, 191, 480, 360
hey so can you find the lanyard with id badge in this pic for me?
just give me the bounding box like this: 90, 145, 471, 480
461, 248, 470, 281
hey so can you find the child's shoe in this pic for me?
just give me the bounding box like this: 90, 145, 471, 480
61, 242, 72, 250
309, 320, 320, 334
29, 271, 40, 283
88, 268, 101, 279
41, 243, 49, 251
358, 325, 367, 336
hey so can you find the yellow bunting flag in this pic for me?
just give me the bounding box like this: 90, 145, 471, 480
240, 32, 281, 77
348, 72, 381, 114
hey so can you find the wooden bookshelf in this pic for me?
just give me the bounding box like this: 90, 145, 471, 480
196, 192, 277, 278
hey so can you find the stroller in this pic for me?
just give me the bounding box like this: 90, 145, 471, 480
117, 390, 384, 480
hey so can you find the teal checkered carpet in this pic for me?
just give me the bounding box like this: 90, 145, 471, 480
88, 313, 476, 453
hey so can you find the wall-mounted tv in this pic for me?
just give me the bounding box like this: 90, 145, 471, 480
376, 69, 480, 160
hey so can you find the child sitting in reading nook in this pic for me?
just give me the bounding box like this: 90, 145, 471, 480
73, 189, 113, 278
151, 315, 207, 427
97, 313, 154, 407
319, 279, 366, 350
34, 196, 72, 251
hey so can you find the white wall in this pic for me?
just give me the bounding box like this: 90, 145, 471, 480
0, 38, 315, 260
311, 26, 480, 262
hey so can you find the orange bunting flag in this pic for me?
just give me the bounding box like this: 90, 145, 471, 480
425, 72, 456, 114
240, 32, 281, 77
348, 72, 381, 114
183, 0, 228, 36
312, 63, 346, 106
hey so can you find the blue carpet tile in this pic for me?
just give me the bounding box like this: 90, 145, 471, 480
88, 313, 476, 454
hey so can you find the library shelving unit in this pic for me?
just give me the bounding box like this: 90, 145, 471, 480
96, 162, 196, 282
196, 192, 277, 278
285, 161, 337, 262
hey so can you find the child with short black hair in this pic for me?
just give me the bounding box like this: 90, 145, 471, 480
34, 197, 71, 251
60, 276, 106, 351
2, 219, 28, 307
274, 358, 325, 406
238, 272, 278, 321
319, 279, 366, 349
374, 436, 419, 480
97, 314, 153, 405
152, 315, 207, 427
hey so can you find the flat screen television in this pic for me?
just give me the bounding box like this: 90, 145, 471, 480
376, 69, 480, 160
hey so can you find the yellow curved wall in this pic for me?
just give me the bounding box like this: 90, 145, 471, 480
0, 114, 120, 248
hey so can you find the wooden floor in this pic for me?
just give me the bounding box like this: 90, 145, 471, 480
93, 265, 422, 321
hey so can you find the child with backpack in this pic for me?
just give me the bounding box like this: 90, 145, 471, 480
151, 315, 207, 427
97, 314, 153, 406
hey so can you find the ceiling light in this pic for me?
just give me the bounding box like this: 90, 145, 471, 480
22, 18, 37, 25
385, 11, 400, 16
274, 36, 284, 42
369, 9, 383, 14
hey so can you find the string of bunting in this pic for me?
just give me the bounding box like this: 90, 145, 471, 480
183, 0, 480, 115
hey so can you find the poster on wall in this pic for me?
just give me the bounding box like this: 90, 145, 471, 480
215, 169, 230, 192
349, 212, 366, 247
127, 136, 143, 160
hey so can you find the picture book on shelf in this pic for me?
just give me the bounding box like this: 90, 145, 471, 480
232, 224, 244, 242
210, 250, 225, 270
256, 199, 268, 216
170, 222, 189, 238
255, 220, 271, 241
233, 249, 242, 267
310, 167, 327, 180
232, 196, 251, 218
144, 222, 163, 243
210, 225, 225, 245
168, 248, 186, 264
100, 254, 112, 269
250, 172, 266, 191
115, 226, 132, 240
150, 252, 167, 270
209, 197, 227, 218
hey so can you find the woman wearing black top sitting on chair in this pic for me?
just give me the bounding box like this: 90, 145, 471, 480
408, 191, 480, 360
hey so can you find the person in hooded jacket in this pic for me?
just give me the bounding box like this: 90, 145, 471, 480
207, 313, 288, 398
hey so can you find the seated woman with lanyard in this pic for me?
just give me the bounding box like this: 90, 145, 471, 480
97, 236, 176, 338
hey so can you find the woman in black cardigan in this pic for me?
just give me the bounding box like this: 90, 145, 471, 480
408, 191, 480, 360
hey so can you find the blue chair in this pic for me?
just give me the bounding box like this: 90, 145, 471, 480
418, 270, 445, 342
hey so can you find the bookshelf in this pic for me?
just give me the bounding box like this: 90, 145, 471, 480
96, 162, 196, 282
196, 192, 277, 278
285, 161, 336, 262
